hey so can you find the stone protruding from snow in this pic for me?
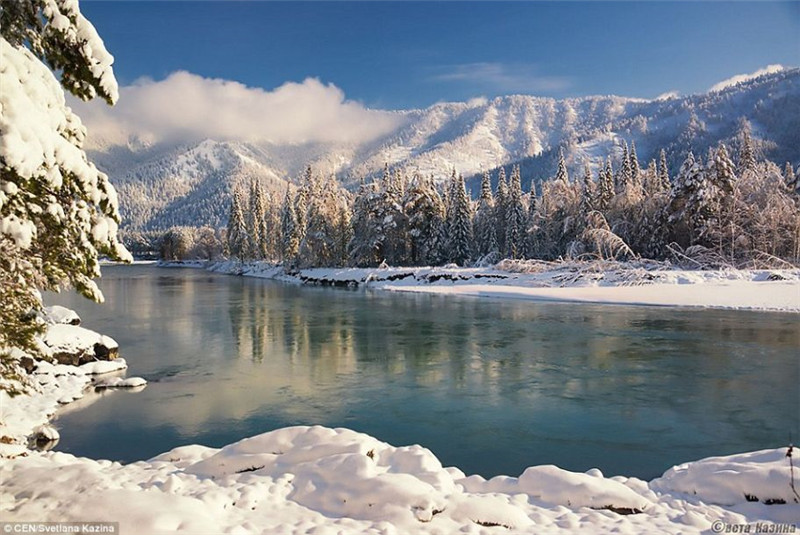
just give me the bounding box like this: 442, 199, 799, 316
94, 376, 146, 389
41, 305, 81, 326
42, 324, 119, 365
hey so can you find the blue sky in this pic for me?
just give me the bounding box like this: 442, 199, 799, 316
82, 1, 799, 110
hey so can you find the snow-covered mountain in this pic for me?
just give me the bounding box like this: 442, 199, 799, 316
87, 68, 800, 231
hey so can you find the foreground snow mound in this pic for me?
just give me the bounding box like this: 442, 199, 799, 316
651, 448, 800, 506
3, 425, 798, 534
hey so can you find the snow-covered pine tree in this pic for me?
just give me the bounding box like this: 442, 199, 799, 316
525, 181, 539, 258
348, 179, 383, 266
659, 149, 671, 190
227, 187, 248, 259
1, 0, 131, 378
447, 174, 474, 266
555, 148, 569, 184
474, 171, 498, 260
495, 167, 508, 253
615, 141, 631, 194
596, 158, 615, 211
667, 151, 712, 247
248, 179, 268, 260
643, 159, 660, 195
737, 122, 756, 174
378, 166, 408, 265
294, 167, 310, 245
300, 174, 341, 267
629, 141, 641, 190
264, 192, 280, 261
403, 173, 446, 266
280, 188, 300, 263
504, 165, 527, 259
580, 163, 596, 214
334, 190, 352, 266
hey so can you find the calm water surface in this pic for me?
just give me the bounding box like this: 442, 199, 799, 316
50, 265, 799, 479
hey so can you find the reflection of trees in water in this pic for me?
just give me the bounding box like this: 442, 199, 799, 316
225, 282, 798, 440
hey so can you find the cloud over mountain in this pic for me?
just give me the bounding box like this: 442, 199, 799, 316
73, 72, 405, 147
709, 64, 785, 93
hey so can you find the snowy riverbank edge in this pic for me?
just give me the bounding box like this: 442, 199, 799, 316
194, 259, 800, 312
2, 268, 798, 534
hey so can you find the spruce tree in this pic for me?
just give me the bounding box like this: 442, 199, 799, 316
629, 141, 641, 190
667, 151, 713, 247
555, 148, 569, 184
227, 187, 248, 259
248, 179, 268, 260
1, 0, 131, 378
580, 163, 596, 214
659, 149, 671, 190
737, 121, 756, 174
404, 174, 446, 265
615, 141, 631, 194
447, 174, 474, 265
525, 181, 539, 258
505, 165, 527, 259
597, 158, 615, 211
495, 167, 509, 253
474, 171, 498, 259
280, 188, 300, 263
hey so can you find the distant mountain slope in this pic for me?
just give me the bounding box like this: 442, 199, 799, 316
87, 68, 800, 231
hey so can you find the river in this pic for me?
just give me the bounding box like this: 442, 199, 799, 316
49, 264, 799, 480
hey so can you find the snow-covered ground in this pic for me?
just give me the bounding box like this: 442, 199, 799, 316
2, 425, 798, 534
204, 260, 800, 313
2, 270, 798, 534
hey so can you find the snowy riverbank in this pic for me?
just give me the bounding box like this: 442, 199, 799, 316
200, 259, 800, 313
0, 307, 147, 457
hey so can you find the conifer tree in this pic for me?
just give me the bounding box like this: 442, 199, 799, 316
555, 148, 569, 184
629, 141, 641, 190
280, 188, 300, 263
495, 167, 509, 252
1, 0, 131, 376
227, 187, 248, 259
659, 149, 671, 190
504, 165, 527, 259
474, 171, 498, 259
248, 179, 268, 260
615, 141, 631, 194
738, 124, 756, 174
525, 181, 539, 258
447, 174, 474, 265
596, 158, 615, 211
580, 163, 596, 214
404, 174, 446, 265
668, 151, 712, 247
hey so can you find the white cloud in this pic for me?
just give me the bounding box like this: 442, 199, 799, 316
431, 62, 570, 94
709, 64, 785, 93
72, 71, 404, 146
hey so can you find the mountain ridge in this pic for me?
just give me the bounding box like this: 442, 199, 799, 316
87, 68, 800, 231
